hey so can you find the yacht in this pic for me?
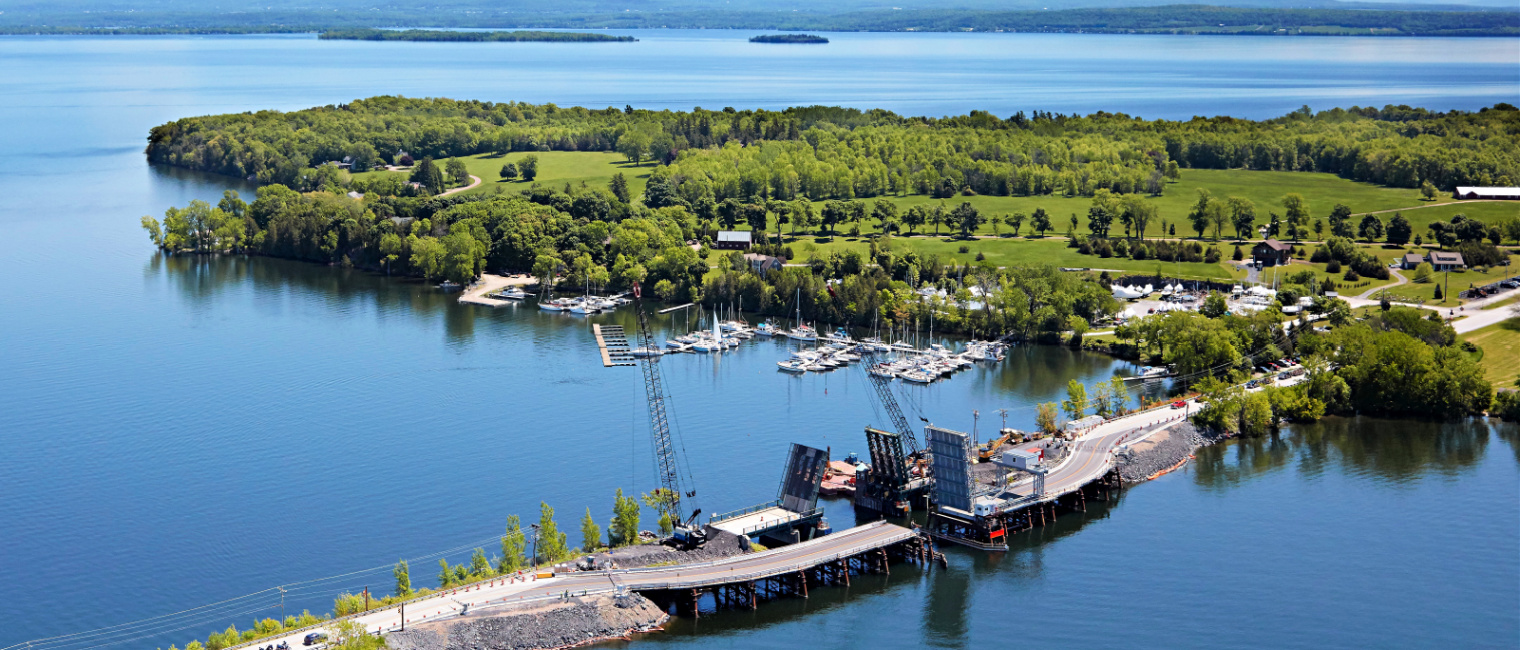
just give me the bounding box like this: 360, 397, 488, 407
777, 359, 809, 373
498, 287, 528, 300
568, 298, 599, 315
785, 323, 819, 342
538, 298, 569, 312
754, 321, 779, 337
901, 369, 935, 384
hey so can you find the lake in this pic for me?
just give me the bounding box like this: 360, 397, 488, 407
0, 30, 1515, 649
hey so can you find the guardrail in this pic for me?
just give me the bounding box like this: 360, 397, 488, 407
732, 508, 823, 537
617, 530, 921, 591
708, 499, 781, 524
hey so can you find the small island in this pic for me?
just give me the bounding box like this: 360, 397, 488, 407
319, 28, 637, 42
749, 34, 829, 44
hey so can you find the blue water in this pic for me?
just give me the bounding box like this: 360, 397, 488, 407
0, 30, 1516, 649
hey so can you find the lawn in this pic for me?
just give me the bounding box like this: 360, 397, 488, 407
1393, 263, 1520, 307
352, 151, 651, 199
799, 168, 1439, 238
1359, 201, 1520, 234
1461, 317, 1520, 384
778, 235, 1236, 279
358, 153, 1459, 240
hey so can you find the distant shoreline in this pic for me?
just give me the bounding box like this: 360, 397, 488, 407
2, 6, 1517, 38
318, 28, 637, 42
750, 34, 828, 44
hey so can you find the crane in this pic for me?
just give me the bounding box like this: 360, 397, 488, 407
865, 368, 921, 457
627, 281, 705, 548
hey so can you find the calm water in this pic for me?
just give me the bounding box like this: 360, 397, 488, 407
0, 31, 1516, 649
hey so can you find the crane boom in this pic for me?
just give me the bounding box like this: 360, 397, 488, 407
629, 282, 692, 525
867, 371, 920, 456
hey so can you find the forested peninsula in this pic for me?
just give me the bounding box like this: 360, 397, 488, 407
317, 29, 636, 42
4, 5, 1517, 36
138, 97, 1514, 422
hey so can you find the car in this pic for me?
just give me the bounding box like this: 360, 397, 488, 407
304, 634, 327, 647
1171, 401, 1187, 409
1278, 372, 1291, 380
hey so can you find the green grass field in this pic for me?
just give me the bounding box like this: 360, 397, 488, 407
358, 152, 1469, 239
1359, 201, 1520, 234
778, 235, 1236, 279
352, 151, 652, 199
1462, 317, 1520, 384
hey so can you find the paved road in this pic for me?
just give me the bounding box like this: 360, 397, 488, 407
232, 521, 915, 646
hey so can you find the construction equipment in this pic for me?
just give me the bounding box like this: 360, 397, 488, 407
854, 366, 932, 517
627, 281, 706, 549
976, 428, 1027, 462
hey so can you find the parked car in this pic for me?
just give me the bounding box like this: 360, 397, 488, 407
1171, 401, 1187, 409
304, 634, 327, 647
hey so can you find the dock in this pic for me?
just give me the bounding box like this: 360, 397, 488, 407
657, 302, 695, 314
457, 273, 536, 307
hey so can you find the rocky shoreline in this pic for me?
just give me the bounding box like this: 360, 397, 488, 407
1115, 422, 1229, 484
386, 592, 667, 650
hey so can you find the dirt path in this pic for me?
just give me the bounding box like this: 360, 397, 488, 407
441, 174, 482, 196
458, 273, 536, 307
1352, 199, 1511, 217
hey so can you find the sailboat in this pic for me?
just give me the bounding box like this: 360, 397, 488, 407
783, 288, 818, 341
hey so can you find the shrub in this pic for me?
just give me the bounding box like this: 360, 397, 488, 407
1412, 262, 1433, 283
1232, 245, 1243, 261
958, 244, 970, 254
1326, 259, 1342, 273
1434, 284, 1444, 300
975, 251, 986, 261
1344, 268, 1360, 281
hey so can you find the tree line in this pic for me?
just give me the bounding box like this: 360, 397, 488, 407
316, 28, 637, 42
144, 97, 1518, 200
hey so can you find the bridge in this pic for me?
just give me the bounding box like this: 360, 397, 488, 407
218, 521, 933, 646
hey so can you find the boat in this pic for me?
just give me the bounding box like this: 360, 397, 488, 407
630, 346, 664, 357
785, 323, 818, 342
498, 287, 528, 300
777, 359, 809, 373
823, 327, 854, 343
755, 321, 779, 337
568, 298, 599, 315
438, 281, 461, 292
538, 298, 569, 312
901, 370, 935, 384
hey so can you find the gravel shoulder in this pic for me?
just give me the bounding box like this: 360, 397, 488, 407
387, 592, 667, 650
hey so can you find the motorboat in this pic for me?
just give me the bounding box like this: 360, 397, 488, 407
630, 347, 663, 357
778, 359, 809, 373
538, 298, 569, 312
496, 287, 528, 300
755, 321, 779, 337
901, 370, 935, 384
568, 298, 599, 315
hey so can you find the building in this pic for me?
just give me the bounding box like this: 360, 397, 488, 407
1429, 251, 1465, 272
1402, 253, 1425, 270
744, 253, 784, 276
1251, 239, 1292, 267
1064, 414, 1105, 434
715, 231, 753, 250
1454, 186, 1520, 200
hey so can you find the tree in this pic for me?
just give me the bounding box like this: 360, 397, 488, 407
872, 199, 898, 234
1387, 213, 1412, 245
1358, 214, 1385, 242
445, 157, 469, 186
500, 515, 526, 573
1327, 203, 1353, 238
500, 162, 518, 181
1201, 291, 1228, 317
1421, 179, 1438, 201
1108, 375, 1128, 415
1122, 194, 1155, 240
1031, 208, 1052, 236
902, 205, 926, 234
1188, 189, 1212, 239
409, 236, 447, 281
1062, 379, 1088, 421
580, 508, 602, 552
610, 488, 641, 547
535, 502, 568, 564
519, 155, 539, 181
394, 560, 412, 597
617, 130, 652, 165
140, 215, 163, 246
990, 213, 1004, 235
1228, 196, 1255, 241
1314, 218, 1324, 239
953, 202, 983, 237
1008, 212, 1025, 237
410, 157, 445, 194
931, 203, 948, 235
1036, 402, 1059, 434
1282, 193, 1310, 241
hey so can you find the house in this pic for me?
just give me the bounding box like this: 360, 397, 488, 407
1429, 251, 1465, 272
715, 231, 753, 250
1251, 239, 1292, 267
346, 191, 364, 200
1454, 186, 1520, 200
1402, 253, 1425, 270
744, 253, 784, 276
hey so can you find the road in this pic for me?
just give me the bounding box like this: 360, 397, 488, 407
439, 174, 482, 196
231, 521, 915, 646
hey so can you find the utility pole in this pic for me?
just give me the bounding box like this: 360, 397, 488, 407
530, 524, 541, 570
279, 585, 286, 621
364, 587, 370, 612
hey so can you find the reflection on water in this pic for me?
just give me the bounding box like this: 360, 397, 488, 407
1195, 416, 1499, 489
